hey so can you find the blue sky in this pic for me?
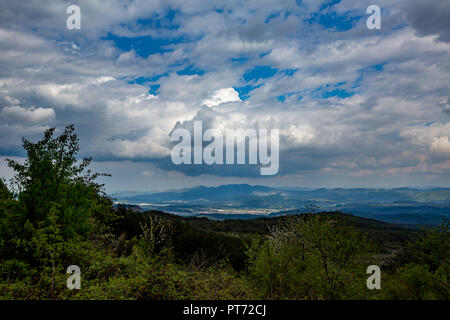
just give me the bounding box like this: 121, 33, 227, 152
0, 0, 449, 192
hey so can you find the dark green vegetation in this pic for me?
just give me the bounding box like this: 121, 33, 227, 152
0, 126, 448, 299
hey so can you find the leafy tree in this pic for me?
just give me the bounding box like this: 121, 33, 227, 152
386, 219, 449, 299
407, 219, 449, 274
0, 178, 12, 200
300, 214, 375, 299
247, 213, 376, 299
7, 124, 112, 237
0, 178, 22, 263
1, 125, 114, 295
384, 264, 435, 300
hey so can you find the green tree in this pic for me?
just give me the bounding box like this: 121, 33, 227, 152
7, 125, 112, 235
387, 219, 449, 299
0, 179, 20, 262
0, 178, 12, 200
1, 125, 114, 295
247, 213, 376, 299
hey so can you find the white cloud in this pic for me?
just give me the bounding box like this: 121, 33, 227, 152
401, 123, 450, 157
1, 106, 55, 123
282, 125, 315, 149
93, 76, 116, 85
202, 88, 241, 107
431, 136, 450, 156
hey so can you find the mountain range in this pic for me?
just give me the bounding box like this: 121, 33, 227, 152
112, 184, 450, 227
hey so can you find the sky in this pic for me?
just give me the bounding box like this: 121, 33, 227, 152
0, 0, 449, 192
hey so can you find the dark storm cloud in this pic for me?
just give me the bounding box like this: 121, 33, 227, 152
403, 0, 450, 42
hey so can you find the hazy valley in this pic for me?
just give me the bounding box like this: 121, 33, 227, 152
113, 184, 450, 227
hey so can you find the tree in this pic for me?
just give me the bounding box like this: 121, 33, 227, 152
7, 124, 114, 238
0, 178, 20, 261
299, 214, 375, 299
0, 178, 12, 200
407, 219, 449, 274
247, 213, 376, 299
2, 125, 114, 291
401, 219, 449, 299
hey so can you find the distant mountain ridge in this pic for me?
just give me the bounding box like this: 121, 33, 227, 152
114, 184, 276, 203
114, 184, 450, 205
112, 184, 450, 226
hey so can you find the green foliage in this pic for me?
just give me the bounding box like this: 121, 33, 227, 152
0, 179, 21, 259
6, 125, 112, 240
407, 219, 449, 273
0, 178, 12, 200
0, 125, 114, 296
0, 259, 31, 282
383, 264, 435, 299
246, 213, 376, 299
383, 219, 449, 299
